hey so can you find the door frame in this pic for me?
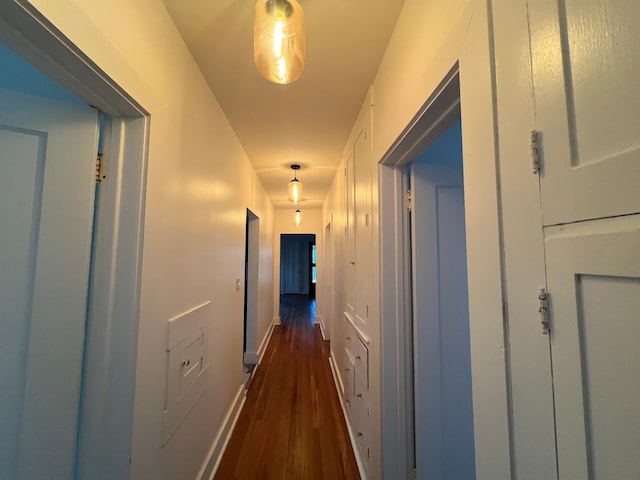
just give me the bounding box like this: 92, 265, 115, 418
322, 220, 333, 340
243, 209, 260, 365
379, 54, 512, 480
0, 3, 149, 478
379, 65, 463, 479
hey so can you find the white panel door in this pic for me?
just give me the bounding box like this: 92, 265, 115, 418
545, 216, 640, 478
529, 0, 640, 225
354, 128, 371, 328
410, 162, 476, 480
0, 88, 98, 479
345, 153, 356, 318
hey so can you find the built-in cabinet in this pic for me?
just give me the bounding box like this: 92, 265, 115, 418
528, 1, 640, 478
333, 96, 375, 476
494, 0, 640, 478
336, 315, 371, 473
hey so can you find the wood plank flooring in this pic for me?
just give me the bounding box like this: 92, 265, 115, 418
215, 295, 360, 480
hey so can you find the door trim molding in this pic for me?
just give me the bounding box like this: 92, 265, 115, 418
379, 66, 461, 480
0, 3, 149, 478
379, 16, 512, 475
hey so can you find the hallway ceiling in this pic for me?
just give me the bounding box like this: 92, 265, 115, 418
162, 0, 405, 209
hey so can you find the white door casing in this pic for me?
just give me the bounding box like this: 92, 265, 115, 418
0, 88, 98, 478
492, 0, 558, 477
243, 209, 260, 365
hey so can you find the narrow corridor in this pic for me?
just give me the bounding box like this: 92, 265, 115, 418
215, 295, 360, 479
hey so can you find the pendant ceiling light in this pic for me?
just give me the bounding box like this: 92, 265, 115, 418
288, 164, 303, 204
254, 0, 305, 84
294, 208, 302, 226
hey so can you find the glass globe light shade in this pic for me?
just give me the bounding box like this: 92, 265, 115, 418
288, 178, 303, 204
254, 0, 305, 84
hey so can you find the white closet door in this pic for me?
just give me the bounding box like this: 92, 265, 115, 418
529, 0, 640, 225
545, 216, 640, 478
345, 153, 356, 318
0, 88, 98, 479
354, 128, 371, 328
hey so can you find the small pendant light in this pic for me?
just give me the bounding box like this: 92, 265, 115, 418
254, 0, 305, 84
294, 208, 302, 226
288, 164, 303, 204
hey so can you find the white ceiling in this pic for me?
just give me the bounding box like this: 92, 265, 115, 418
162, 0, 405, 209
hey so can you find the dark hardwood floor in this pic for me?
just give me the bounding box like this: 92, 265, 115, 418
215, 294, 360, 480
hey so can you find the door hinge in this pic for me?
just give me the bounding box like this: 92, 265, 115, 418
531, 130, 541, 175
366, 304, 369, 317
538, 287, 550, 335
406, 189, 412, 212
95, 153, 106, 182
411, 467, 417, 480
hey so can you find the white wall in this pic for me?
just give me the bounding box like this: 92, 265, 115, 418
373, 0, 473, 161
24, 1, 274, 479
272, 208, 323, 323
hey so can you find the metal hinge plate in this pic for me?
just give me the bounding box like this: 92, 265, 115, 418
531, 130, 541, 174
406, 189, 413, 212
95, 153, 106, 182
538, 287, 550, 335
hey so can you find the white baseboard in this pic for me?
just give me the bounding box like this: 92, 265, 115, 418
197, 385, 246, 480
200, 321, 277, 479
315, 315, 322, 325
328, 353, 368, 480
328, 351, 344, 397
244, 320, 276, 366
274, 315, 281, 325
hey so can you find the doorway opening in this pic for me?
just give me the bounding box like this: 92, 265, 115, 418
379, 66, 477, 479
279, 233, 316, 325
406, 119, 475, 479
321, 221, 333, 340
243, 209, 260, 369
